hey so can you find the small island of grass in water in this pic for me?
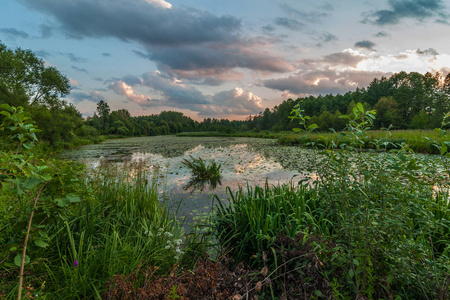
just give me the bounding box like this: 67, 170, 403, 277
182, 155, 222, 191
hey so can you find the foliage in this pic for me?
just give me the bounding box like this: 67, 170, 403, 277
0, 42, 96, 149
182, 155, 222, 190
209, 102, 450, 299
0, 104, 85, 299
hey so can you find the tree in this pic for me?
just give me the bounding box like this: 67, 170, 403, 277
0, 42, 70, 108
96, 100, 110, 133
373, 97, 402, 129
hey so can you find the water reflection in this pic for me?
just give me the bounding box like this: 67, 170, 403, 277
60, 136, 303, 229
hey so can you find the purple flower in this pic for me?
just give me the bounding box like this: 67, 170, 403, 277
74, 260, 78, 267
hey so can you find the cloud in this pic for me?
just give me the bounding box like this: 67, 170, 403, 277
149, 44, 292, 76
70, 91, 105, 104
355, 40, 376, 50
274, 17, 306, 31
141, 72, 212, 106
375, 31, 390, 37
109, 81, 153, 105
39, 23, 53, 38
206, 88, 263, 116
315, 32, 338, 47
21, 0, 241, 46
69, 78, 80, 86
363, 0, 448, 25
122, 74, 142, 86
60, 52, 87, 63
416, 48, 439, 56
302, 49, 367, 68
20, 0, 292, 81
279, 4, 329, 23
71, 66, 89, 73
108, 71, 263, 117
0, 28, 29, 39
263, 69, 388, 95
35, 50, 52, 58
145, 0, 172, 9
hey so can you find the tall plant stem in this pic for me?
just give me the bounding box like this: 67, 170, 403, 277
17, 181, 50, 300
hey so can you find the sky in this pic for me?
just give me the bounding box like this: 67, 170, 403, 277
1, 0, 450, 120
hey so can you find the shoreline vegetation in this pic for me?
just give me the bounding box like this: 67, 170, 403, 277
1, 43, 450, 299
1, 103, 449, 299
178, 129, 450, 154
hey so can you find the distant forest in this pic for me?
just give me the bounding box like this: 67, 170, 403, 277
86, 70, 450, 137
2, 42, 450, 149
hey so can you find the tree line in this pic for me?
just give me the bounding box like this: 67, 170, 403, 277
2, 42, 450, 149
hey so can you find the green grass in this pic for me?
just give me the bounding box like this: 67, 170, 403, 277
278, 129, 450, 153
1, 162, 183, 299
178, 130, 450, 154
182, 155, 222, 189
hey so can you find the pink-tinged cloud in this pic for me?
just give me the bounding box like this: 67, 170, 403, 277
264, 69, 389, 96
111, 72, 264, 118
109, 81, 153, 105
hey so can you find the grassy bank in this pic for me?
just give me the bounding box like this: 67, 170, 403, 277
178, 129, 450, 154
2, 105, 450, 299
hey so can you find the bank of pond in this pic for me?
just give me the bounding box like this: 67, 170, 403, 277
1, 135, 450, 299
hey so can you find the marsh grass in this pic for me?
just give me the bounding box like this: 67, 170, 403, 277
3, 161, 184, 299
182, 155, 222, 190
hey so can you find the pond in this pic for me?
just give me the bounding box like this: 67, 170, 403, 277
59, 136, 319, 227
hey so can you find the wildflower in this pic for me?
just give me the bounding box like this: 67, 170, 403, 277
165, 245, 171, 249
74, 260, 78, 267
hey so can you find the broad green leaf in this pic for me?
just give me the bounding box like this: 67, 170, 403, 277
55, 198, 70, 207
34, 238, 49, 248
14, 254, 30, 267
66, 193, 81, 203
357, 102, 364, 112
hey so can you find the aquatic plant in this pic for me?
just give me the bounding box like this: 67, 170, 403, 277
182, 155, 222, 190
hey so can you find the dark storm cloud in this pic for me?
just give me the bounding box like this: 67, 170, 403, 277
262, 24, 276, 33
71, 66, 88, 73
263, 70, 389, 95
39, 23, 52, 38
318, 51, 366, 67
274, 17, 306, 31
315, 32, 338, 48
20, 0, 292, 79
363, 0, 448, 25
149, 44, 293, 75
319, 3, 334, 12
35, 50, 51, 58
122, 74, 142, 86
141, 72, 211, 106
375, 31, 390, 37
355, 40, 376, 50
417, 48, 439, 56
21, 0, 241, 46
60, 52, 87, 63
70, 91, 105, 104
279, 4, 329, 23
0, 28, 29, 39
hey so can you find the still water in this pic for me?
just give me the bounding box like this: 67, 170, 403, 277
59, 136, 312, 227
